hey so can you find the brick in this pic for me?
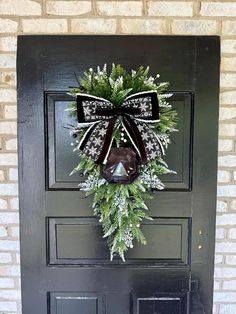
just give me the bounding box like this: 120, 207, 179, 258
215, 254, 224, 264
0, 89, 16, 102
0, 106, 5, 119
229, 228, 236, 239
0, 0, 41, 16
219, 107, 236, 120
0, 183, 18, 196
46, 1, 91, 16
219, 124, 236, 137
218, 155, 236, 167
220, 91, 236, 105
219, 139, 233, 152
0, 290, 21, 300
221, 73, 236, 88
0, 278, 14, 288
9, 168, 18, 181
216, 228, 225, 239
0, 169, 4, 181
0, 122, 17, 135
5, 138, 17, 150
0, 71, 16, 86
0, 240, 19, 251
221, 40, 236, 54
0, 153, 17, 166
213, 304, 218, 314
201, 2, 236, 17
218, 186, 236, 197
214, 280, 220, 290
0, 265, 20, 276
216, 242, 236, 253
222, 21, 236, 35
233, 173, 236, 182
0, 221, 8, 233
0, 198, 7, 209
220, 304, 236, 314
0, 36, 17, 52
22, 18, 68, 33
220, 107, 236, 120
226, 255, 236, 265
172, 20, 217, 35
214, 292, 236, 302
10, 197, 18, 210
0, 253, 12, 263
0, 226, 7, 237
217, 200, 228, 212
215, 267, 236, 279
217, 214, 236, 225
11, 226, 19, 238
231, 200, 236, 211
121, 19, 166, 34
148, 1, 193, 17
0, 18, 18, 33
0, 301, 17, 311
4, 105, 16, 119
221, 57, 236, 72
218, 170, 231, 183
71, 18, 116, 34
0, 54, 16, 68
97, 1, 142, 16
0, 212, 19, 224
16, 253, 20, 264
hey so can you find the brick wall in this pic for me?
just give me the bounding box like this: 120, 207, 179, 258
0, 1, 235, 313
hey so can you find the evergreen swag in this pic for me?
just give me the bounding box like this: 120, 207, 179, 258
67, 64, 178, 261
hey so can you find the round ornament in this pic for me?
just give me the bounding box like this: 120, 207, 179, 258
101, 147, 139, 184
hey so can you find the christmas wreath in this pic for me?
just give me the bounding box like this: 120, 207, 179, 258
67, 64, 178, 261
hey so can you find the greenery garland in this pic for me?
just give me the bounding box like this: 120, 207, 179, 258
67, 64, 178, 261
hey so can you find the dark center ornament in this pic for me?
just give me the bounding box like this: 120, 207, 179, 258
101, 147, 139, 184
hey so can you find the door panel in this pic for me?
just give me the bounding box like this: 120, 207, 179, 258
133, 293, 189, 314
45, 91, 193, 191
50, 292, 104, 314
17, 35, 220, 314
47, 217, 190, 266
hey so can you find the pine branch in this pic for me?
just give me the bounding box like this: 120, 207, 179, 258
67, 63, 178, 261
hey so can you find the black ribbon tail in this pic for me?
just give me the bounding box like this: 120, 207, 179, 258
96, 117, 118, 164
123, 115, 147, 164
134, 120, 163, 161
79, 122, 99, 151
80, 121, 109, 161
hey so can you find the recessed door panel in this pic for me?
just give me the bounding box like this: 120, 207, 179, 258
50, 292, 103, 314
133, 294, 188, 314
45, 92, 193, 191
47, 217, 190, 265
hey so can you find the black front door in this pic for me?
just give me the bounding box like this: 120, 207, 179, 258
17, 35, 220, 314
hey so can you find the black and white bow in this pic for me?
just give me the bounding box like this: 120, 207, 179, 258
74, 91, 165, 164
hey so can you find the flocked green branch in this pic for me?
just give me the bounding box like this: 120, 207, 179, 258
68, 64, 178, 261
